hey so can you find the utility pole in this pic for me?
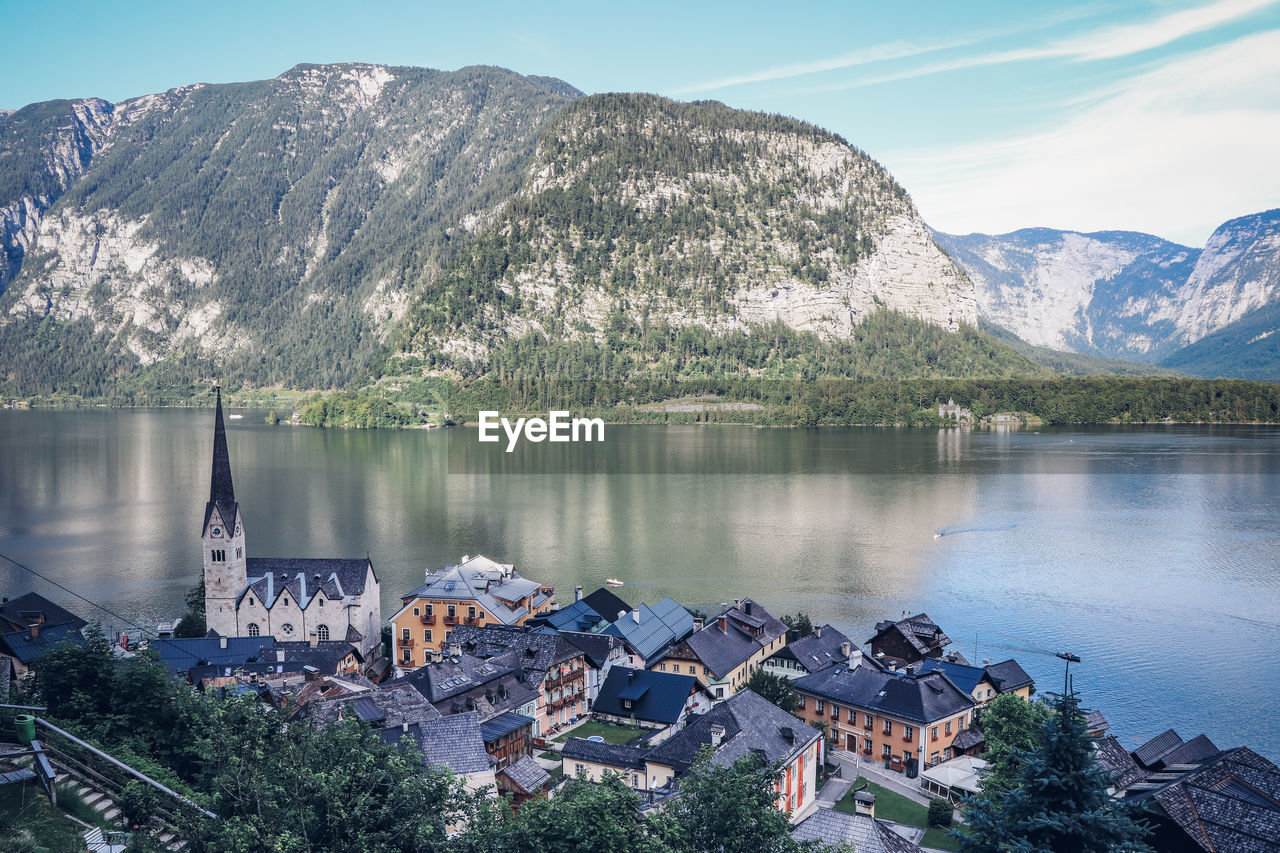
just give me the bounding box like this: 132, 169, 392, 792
1055, 651, 1081, 695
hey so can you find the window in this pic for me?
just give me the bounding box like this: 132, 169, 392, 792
575, 764, 585, 775
623, 699, 632, 709
413, 607, 420, 616
903, 725, 914, 739
945, 721, 952, 735
424, 629, 432, 642
448, 605, 456, 617
673, 664, 680, 673
468, 606, 476, 618
247, 623, 260, 637
401, 628, 410, 641
959, 717, 966, 730
863, 737, 872, 752
882, 744, 892, 758
248, 598, 255, 607
930, 751, 941, 765
235, 547, 243, 560
659, 664, 667, 672
211, 549, 225, 563
402, 649, 411, 662
883, 720, 893, 736
797, 696, 805, 709
931, 726, 939, 741
815, 700, 824, 714
426, 605, 433, 617
865, 713, 874, 728
280, 623, 294, 636
716, 687, 724, 698
317, 625, 329, 642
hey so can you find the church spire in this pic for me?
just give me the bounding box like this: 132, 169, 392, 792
210, 385, 236, 506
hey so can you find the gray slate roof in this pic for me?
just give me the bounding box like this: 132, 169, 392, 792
380, 713, 491, 775
868, 613, 950, 657
480, 711, 535, 743
561, 737, 648, 770
678, 598, 787, 679
770, 625, 852, 675
581, 587, 630, 622
645, 689, 820, 775
808, 666, 939, 719
400, 555, 552, 626
1126, 747, 1280, 853
603, 598, 695, 664
790, 808, 921, 852
499, 754, 551, 794
1133, 728, 1186, 769
240, 557, 374, 610
401, 649, 539, 717
794, 664, 974, 725
0, 592, 88, 634
446, 624, 583, 684
0, 622, 86, 664
1094, 734, 1149, 791
558, 630, 623, 669
982, 659, 1034, 693
307, 682, 442, 728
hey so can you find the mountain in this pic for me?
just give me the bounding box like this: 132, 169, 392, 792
391, 93, 1023, 381
2, 76, 1039, 396
0, 63, 580, 394
936, 209, 1280, 378
934, 228, 1200, 361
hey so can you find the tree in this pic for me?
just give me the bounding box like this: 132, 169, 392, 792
780, 613, 814, 640
662, 748, 806, 853
974, 693, 1053, 799
958, 691, 1151, 853
745, 669, 799, 714
927, 797, 953, 828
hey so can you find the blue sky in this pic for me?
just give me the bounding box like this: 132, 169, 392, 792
5, 0, 1278, 245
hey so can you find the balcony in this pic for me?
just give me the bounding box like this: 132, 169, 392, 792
443, 615, 459, 625
400, 637, 415, 648
420, 614, 436, 625
464, 615, 481, 625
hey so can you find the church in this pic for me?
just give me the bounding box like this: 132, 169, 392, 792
202, 389, 382, 664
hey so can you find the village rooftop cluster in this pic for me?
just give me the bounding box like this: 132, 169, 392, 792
2, 394, 1277, 851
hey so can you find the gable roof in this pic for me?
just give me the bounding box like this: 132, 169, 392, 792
794, 664, 974, 725
240, 557, 375, 610
498, 755, 551, 794
1133, 728, 1186, 769
0, 622, 86, 664
982, 659, 1034, 693
678, 599, 787, 679
1094, 734, 1149, 791
150, 635, 267, 675
479, 711, 535, 743
916, 658, 989, 695
602, 598, 695, 664
536, 600, 604, 633
790, 808, 920, 852
401, 648, 538, 717
1124, 747, 1280, 853
445, 624, 583, 683
380, 713, 491, 776
645, 689, 820, 775
561, 737, 648, 770
581, 587, 630, 622
770, 625, 851, 674
307, 682, 442, 728
0, 592, 88, 634
868, 613, 950, 657
557, 630, 623, 669
594, 667, 697, 726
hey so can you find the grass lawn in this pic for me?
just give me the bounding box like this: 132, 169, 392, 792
0, 782, 95, 853
834, 781, 965, 852
552, 720, 646, 745
538, 750, 560, 761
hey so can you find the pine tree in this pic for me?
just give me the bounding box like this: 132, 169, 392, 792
958, 690, 1151, 853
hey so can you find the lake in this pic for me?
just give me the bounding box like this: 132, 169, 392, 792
2, 409, 1278, 759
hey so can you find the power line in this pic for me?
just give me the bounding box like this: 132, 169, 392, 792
0, 548, 202, 659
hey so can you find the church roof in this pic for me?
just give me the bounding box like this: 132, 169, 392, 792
239, 558, 375, 610
202, 388, 239, 535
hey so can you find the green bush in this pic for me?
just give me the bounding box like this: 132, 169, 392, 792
928, 797, 953, 828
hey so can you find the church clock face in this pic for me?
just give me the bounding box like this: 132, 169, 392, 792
211, 526, 222, 538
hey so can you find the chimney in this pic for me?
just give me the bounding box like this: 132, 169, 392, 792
276, 649, 286, 663
710, 724, 725, 747
220, 636, 228, 649
692, 616, 704, 631
733, 599, 742, 610
781, 726, 795, 744
718, 615, 727, 634
854, 791, 876, 818
982, 659, 991, 666
28, 624, 38, 640
632, 610, 640, 624
849, 648, 863, 669
618, 610, 627, 622
574, 585, 583, 602
839, 641, 851, 659
308, 631, 318, 648
303, 665, 318, 682
402, 721, 409, 733
447, 642, 461, 658
814, 626, 823, 638
744, 601, 752, 616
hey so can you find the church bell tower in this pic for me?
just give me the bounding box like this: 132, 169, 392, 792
203, 386, 247, 636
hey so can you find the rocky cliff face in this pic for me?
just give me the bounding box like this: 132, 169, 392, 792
937, 211, 1280, 373
0, 64, 580, 391
400, 94, 976, 368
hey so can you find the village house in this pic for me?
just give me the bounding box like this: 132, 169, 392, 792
0, 592, 88, 680
793, 662, 975, 772
652, 598, 787, 700
556, 629, 628, 704
201, 390, 382, 667
591, 667, 714, 743
790, 795, 921, 852
916, 656, 1035, 704
561, 689, 822, 818
762, 624, 854, 680
152, 635, 363, 683
390, 554, 555, 675
444, 624, 589, 736
602, 597, 695, 670
379, 714, 497, 797
399, 649, 540, 755
495, 755, 552, 808
866, 612, 956, 668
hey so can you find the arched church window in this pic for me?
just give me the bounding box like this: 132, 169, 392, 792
247, 623, 260, 637
317, 625, 330, 642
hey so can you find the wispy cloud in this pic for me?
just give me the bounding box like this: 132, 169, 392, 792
890, 29, 1280, 245
1060, 0, 1277, 60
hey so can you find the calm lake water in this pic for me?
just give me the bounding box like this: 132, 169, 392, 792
2, 410, 1278, 759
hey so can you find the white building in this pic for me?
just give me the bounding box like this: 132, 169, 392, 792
202, 390, 381, 664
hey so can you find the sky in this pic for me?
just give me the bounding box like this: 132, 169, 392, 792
4, 0, 1279, 246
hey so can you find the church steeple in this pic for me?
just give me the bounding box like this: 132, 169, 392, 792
203, 384, 247, 638
210, 385, 236, 509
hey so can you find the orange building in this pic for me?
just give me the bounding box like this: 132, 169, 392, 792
793, 660, 975, 771
390, 555, 555, 674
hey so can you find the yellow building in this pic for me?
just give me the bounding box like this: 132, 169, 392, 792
390, 555, 555, 674
652, 598, 788, 700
